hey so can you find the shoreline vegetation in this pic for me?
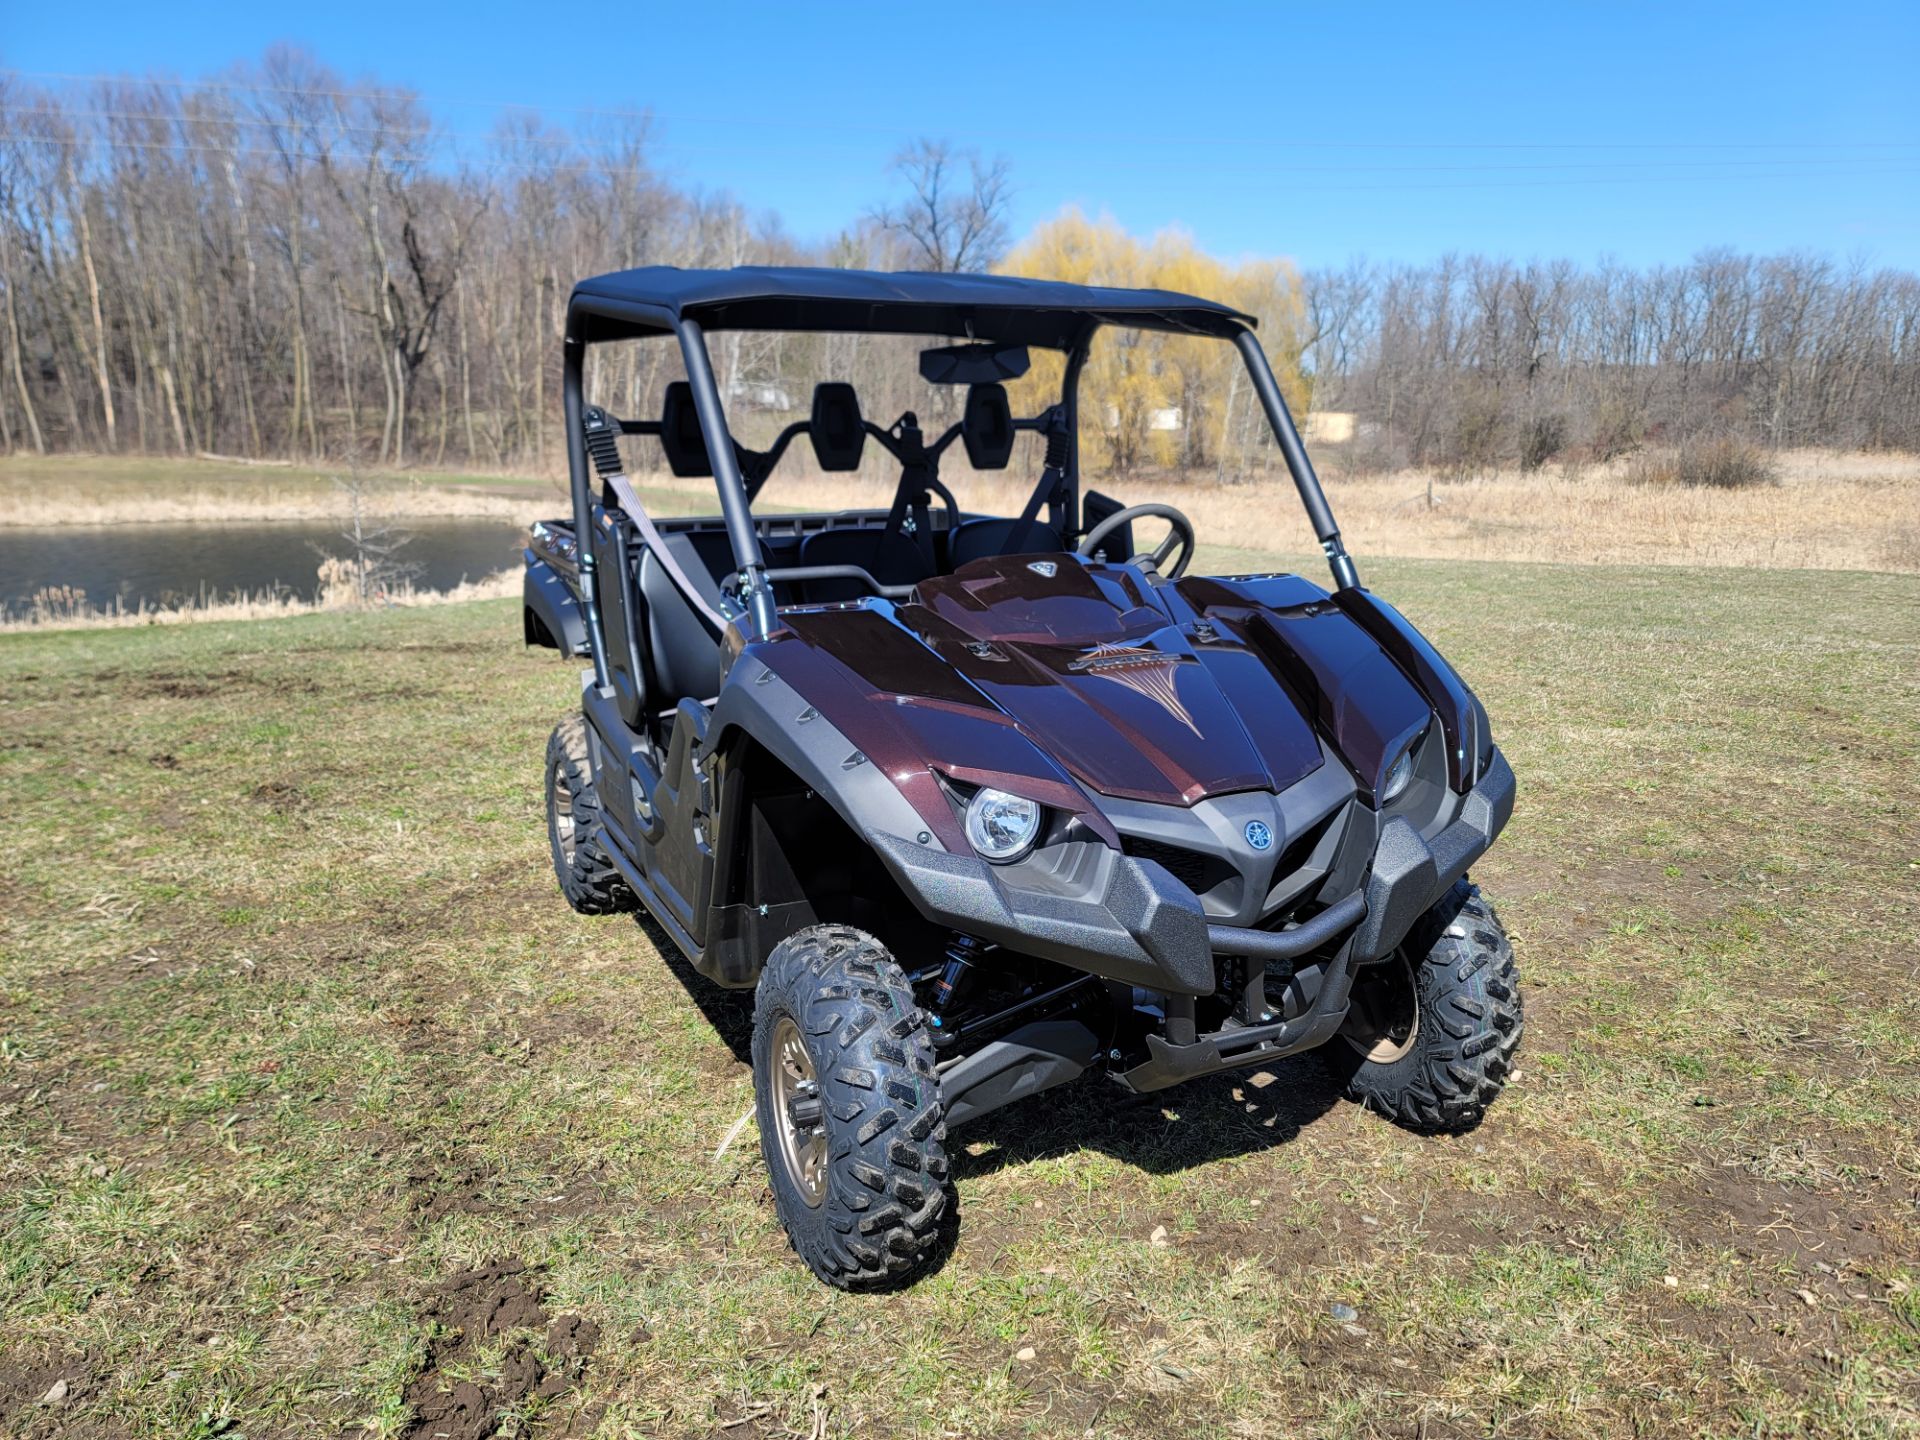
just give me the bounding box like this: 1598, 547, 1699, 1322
1, 569, 521, 633
1, 446, 1914, 632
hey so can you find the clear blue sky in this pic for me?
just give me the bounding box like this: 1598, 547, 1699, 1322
5, 1, 1918, 269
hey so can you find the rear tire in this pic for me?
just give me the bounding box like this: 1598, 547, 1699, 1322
1325, 879, 1522, 1133
752, 925, 950, 1290
545, 713, 635, 915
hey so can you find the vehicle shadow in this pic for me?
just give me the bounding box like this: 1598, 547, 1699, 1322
950, 1057, 1345, 1182
636, 910, 1347, 1185
636, 911, 757, 1065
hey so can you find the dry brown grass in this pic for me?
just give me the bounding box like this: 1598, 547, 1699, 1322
702, 445, 1920, 574
1310, 449, 1919, 572
8, 446, 1916, 573
0, 452, 560, 527
1623, 438, 1779, 491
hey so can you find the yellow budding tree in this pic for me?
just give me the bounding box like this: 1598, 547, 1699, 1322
998, 209, 1311, 478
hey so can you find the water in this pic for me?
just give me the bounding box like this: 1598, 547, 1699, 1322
0, 518, 528, 615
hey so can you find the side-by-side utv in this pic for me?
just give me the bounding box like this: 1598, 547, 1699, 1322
523, 267, 1521, 1289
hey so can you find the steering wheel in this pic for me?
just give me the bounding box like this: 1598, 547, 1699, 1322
1076, 502, 1197, 579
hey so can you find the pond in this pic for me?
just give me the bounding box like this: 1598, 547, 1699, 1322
0, 517, 529, 615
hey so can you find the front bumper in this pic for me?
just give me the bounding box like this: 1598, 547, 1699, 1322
874, 748, 1515, 995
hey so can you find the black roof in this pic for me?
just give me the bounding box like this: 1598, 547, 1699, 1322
568, 266, 1255, 348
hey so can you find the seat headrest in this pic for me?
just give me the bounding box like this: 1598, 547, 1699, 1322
809, 383, 866, 472
962, 383, 1015, 471
660, 381, 713, 478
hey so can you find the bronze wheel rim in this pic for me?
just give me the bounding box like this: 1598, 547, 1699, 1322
1342, 951, 1420, 1064
550, 766, 577, 864
769, 1016, 827, 1207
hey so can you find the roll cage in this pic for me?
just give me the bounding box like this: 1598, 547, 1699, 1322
561, 265, 1360, 693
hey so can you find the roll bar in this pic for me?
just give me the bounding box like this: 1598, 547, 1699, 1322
563, 298, 1358, 692
1235, 329, 1359, 591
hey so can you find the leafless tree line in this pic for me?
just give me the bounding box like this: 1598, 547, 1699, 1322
0, 52, 1020, 469
4, 52, 1916, 475
1301, 252, 1920, 470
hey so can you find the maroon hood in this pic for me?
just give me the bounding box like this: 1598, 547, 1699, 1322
771, 554, 1435, 811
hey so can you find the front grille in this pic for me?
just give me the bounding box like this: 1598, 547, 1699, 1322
1121, 836, 1216, 893
1268, 819, 1327, 888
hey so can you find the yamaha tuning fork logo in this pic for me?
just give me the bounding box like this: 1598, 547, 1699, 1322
1244, 820, 1274, 851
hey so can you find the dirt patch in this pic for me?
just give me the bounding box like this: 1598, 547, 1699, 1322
401, 1259, 600, 1440
1668, 1150, 1897, 1271
136, 669, 246, 700
248, 778, 306, 813
409, 1161, 610, 1224
0, 1351, 97, 1438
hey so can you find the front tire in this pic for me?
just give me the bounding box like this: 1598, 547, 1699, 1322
752, 925, 950, 1289
545, 713, 635, 915
1326, 879, 1522, 1133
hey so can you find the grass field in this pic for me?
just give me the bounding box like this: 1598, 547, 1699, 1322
2, 554, 1917, 1438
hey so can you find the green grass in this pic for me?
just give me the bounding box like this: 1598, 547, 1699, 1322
2, 558, 1917, 1438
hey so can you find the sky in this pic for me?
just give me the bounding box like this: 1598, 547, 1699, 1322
4, 1, 1918, 270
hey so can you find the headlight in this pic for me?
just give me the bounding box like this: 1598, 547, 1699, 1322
964, 788, 1042, 862
1380, 738, 1418, 803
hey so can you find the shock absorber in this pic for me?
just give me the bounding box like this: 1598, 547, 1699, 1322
927, 932, 987, 1042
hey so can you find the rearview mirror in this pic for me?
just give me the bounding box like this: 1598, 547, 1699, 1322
919, 342, 1031, 385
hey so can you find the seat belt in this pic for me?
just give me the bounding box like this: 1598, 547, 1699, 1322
880, 413, 933, 550
581, 402, 733, 635
601, 471, 731, 635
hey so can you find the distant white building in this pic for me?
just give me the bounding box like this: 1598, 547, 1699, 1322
1103, 405, 1185, 432
1303, 411, 1356, 444
726, 381, 797, 412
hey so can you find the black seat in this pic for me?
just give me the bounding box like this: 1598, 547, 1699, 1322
796, 527, 933, 602
589, 517, 649, 729
659, 381, 713, 477
678, 527, 743, 587
810, 383, 866, 471
947, 517, 1064, 570
637, 533, 729, 705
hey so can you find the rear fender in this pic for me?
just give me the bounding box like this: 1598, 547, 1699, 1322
524, 550, 588, 656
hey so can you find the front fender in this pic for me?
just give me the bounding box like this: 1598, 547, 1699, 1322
705, 639, 1212, 994
703, 647, 947, 852
868, 831, 1214, 995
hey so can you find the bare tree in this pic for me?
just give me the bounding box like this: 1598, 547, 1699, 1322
1, 55, 1915, 474
313, 472, 419, 604
871, 139, 1012, 273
